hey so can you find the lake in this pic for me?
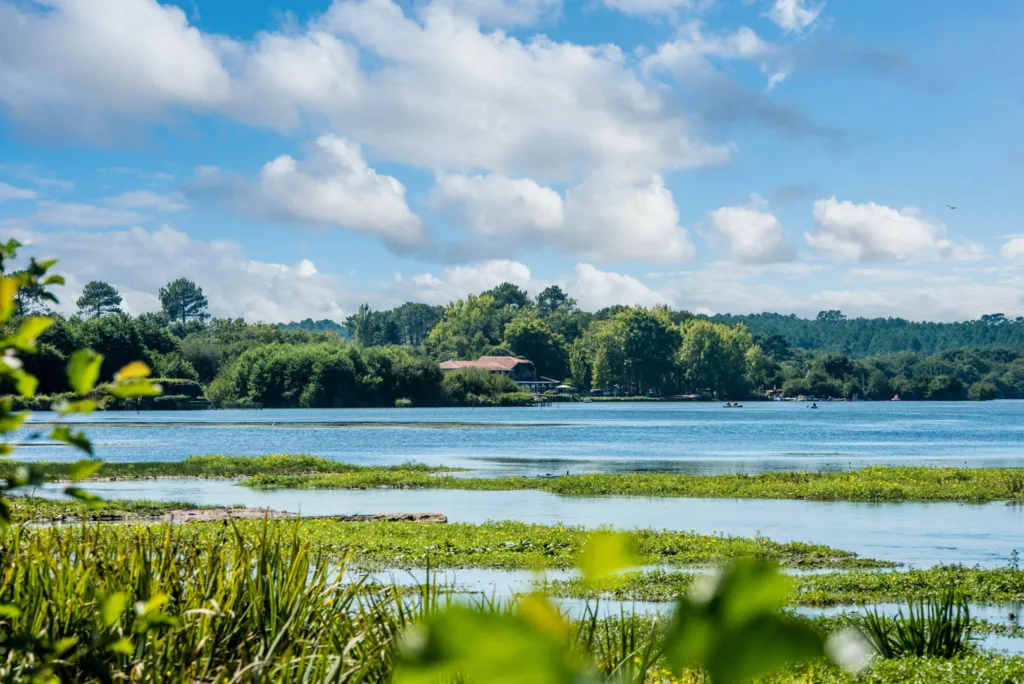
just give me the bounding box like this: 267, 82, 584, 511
15, 400, 1024, 649
17, 400, 1024, 476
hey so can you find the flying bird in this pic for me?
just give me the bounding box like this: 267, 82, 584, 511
947, 204, 957, 210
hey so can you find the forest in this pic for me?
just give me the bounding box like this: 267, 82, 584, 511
8, 276, 1024, 407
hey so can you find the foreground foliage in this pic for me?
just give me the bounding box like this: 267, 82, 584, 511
242, 465, 1024, 503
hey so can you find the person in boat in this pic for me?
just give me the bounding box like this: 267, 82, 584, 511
810, 402, 818, 409
725, 401, 732, 407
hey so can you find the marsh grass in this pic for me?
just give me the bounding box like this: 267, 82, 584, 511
0, 453, 460, 480
859, 590, 975, 658
7, 495, 203, 521
242, 465, 1024, 503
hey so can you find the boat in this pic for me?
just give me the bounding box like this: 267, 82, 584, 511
722, 404, 743, 408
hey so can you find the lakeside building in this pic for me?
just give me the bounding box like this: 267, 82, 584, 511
439, 355, 559, 392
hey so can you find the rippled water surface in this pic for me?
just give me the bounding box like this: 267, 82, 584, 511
17, 401, 1024, 475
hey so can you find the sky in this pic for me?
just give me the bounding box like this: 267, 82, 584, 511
1, 0, 1023, 323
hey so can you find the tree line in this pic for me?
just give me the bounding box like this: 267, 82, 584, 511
6, 277, 1024, 407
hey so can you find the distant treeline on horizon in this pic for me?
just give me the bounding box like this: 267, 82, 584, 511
279, 309, 1024, 358
9, 275, 1024, 407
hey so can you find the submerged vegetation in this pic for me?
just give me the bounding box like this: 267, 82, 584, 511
242, 465, 1024, 503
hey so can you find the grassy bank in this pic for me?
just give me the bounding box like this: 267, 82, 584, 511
0, 453, 459, 480
547, 566, 1024, 605
242, 465, 1024, 503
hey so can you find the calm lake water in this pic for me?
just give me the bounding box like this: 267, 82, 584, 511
17, 401, 1024, 476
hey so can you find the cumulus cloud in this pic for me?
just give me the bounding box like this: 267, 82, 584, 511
431, 173, 693, 262
0, 183, 37, 202
399, 260, 535, 305
563, 176, 695, 262
767, 0, 822, 33
806, 197, 979, 262
1000, 237, 1024, 262
390, 259, 668, 310
0, 0, 230, 138
187, 135, 423, 247
603, 0, 698, 18
431, 174, 564, 237
704, 199, 794, 263
563, 263, 669, 310
17, 226, 350, 322
431, 0, 563, 26
106, 190, 187, 213
0, 0, 728, 182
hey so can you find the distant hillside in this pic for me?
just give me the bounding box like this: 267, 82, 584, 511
278, 318, 350, 339
711, 312, 1024, 357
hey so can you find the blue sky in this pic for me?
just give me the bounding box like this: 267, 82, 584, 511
1, 0, 1022, 322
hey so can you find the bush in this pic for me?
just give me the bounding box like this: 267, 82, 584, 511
154, 351, 200, 381
968, 381, 999, 401
395, 398, 413, 408
152, 394, 192, 410
441, 368, 520, 406
498, 391, 535, 406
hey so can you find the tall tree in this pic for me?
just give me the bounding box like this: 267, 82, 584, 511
158, 278, 209, 326
76, 280, 123, 318
483, 282, 531, 311
536, 285, 575, 315
503, 313, 568, 379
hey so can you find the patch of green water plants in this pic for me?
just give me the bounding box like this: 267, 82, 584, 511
242, 465, 1024, 503
546, 566, 1024, 605
0, 453, 460, 480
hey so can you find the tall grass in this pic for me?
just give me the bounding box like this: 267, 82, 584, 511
859, 589, 975, 658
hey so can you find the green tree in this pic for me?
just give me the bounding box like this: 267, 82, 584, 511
76, 280, 123, 318
158, 278, 209, 326
426, 294, 509, 360
503, 313, 568, 379
536, 285, 574, 315
678, 319, 752, 399
483, 282, 531, 311
968, 381, 999, 401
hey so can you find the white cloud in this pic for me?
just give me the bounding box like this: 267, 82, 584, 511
0, 0, 729, 181
29, 201, 147, 228
563, 175, 695, 262
318, 1, 728, 181
602, 0, 698, 18
431, 0, 562, 26
404, 260, 535, 305
18, 226, 350, 322
431, 173, 693, 262
704, 199, 794, 263
767, 0, 822, 33
106, 190, 187, 213
562, 263, 669, 310
392, 259, 668, 310
431, 173, 564, 237
1000, 237, 1024, 262
806, 197, 979, 262
0, 0, 230, 138
430, 175, 696, 263
188, 135, 424, 247
0, 182, 37, 202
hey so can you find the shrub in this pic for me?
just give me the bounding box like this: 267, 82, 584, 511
498, 391, 535, 406
968, 381, 999, 401
858, 589, 973, 659
395, 398, 413, 408
152, 378, 204, 398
